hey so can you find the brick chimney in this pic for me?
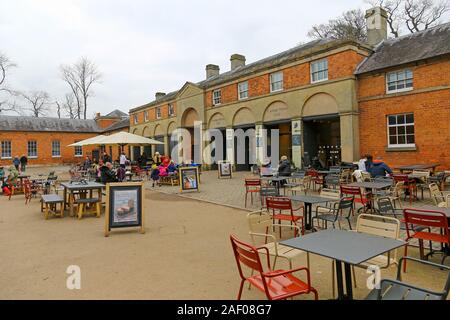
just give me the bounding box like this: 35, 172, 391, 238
155, 92, 166, 100
206, 64, 220, 79
230, 54, 246, 70
365, 7, 388, 47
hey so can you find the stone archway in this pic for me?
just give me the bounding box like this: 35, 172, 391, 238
142, 126, 150, 137
208, 112, 227, 129
233, 107, 255, 127
154, 124, 164, 137
302, 93, 339, 117
181, 108, 199, 128
263, 101, 290, 123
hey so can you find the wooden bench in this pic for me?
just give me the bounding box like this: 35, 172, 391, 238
159, 174, 179, 186
41, 194, 64, 220
74, 198, 101, 219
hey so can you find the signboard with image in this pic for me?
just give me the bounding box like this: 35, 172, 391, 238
218, 160, 232, 179
179, 166, 200, 192
104, 182, 145, 237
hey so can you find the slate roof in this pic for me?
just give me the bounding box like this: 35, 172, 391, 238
0, 116, 102, 133
104, 109, 128, 119
102, 118, 130, 133
130, 38, 369, 113
356, 22, 450, 74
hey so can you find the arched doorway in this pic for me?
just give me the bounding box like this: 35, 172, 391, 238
208, 112, 227, 170
153, 124, 165, 156
181, 108, 200, 163
302, 93, 340, 168
263, 101, 292, 162
233, 107, 256, 171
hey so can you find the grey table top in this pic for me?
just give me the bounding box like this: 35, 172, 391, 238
280, 229, 405, 265
289, 195, 337, 204
260, 177, 288, 182
397, 164, 440, 170
61, 181, 105, 191
41, 194, 64, 203
348, 181, 392, 189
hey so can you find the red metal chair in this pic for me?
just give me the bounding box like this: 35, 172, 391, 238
266, 197, 304, 236
245, 179, 261, 207
393, 174, 417, 205
230, 234, 318, 300
340, 185, 371, 213
306, 169, 323, 191
403, 208, 450, 272
23, 179, 40, 204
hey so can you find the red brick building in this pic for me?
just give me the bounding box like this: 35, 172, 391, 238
0, 110, 129, 167
356, 23, 450, 170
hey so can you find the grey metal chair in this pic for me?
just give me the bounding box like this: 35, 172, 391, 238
260, 186, 279, 209
325, 174, 340, 189
312, 196, 355, 231
366, 256, 450, 300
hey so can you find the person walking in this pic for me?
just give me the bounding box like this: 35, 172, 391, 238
19, 155, 28, 172
119, 152, 128, 169
12, 156, 20, 171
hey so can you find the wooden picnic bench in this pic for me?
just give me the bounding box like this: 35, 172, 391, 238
74, 198, 101, 219
40, 194, 64, 220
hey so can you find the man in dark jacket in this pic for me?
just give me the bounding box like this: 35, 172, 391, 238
367, 157, 393, 178
19, 155, 28, 172
278, 156, 292, 177
100, 162, 118, 184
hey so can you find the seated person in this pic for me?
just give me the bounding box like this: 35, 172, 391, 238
116, 166, 126, 182
367, 157, 393, 178
0, 166, 4, 181
278, 156, 292, 177
158, 165, 168, 177
167, 161, 177, 175
100, 162, 118, 184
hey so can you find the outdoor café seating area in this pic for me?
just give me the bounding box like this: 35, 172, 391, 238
1, 160, 450, 300
235, 164, 450, 300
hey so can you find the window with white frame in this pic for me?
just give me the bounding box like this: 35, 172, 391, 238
238, 81, 248, 100
144, 111, 149, 122
386, 69, 413, 93
168, 103, 175, 116
311, 59, 328, 83
1, 141, 12, 159
213, 90, 222, 106
27, 140, 37, 158
133, 114, 138, 124
270, 72, 283, 92
156, 107, 161, 119
387, 113, 415, 147
51, 140, 61, 157
74, 145, 83, 157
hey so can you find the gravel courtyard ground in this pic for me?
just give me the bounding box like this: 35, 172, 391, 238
0, 166, 448, 300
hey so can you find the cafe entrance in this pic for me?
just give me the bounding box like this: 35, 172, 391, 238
303, 115, 341, 169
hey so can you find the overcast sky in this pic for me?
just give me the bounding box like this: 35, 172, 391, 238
1, 0, 448, 118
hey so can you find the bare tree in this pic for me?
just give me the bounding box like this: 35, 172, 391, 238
0, 53, 18, 114
19, 91, 51, 117
308, 9, 368, 42
61, 93, 77, 119
60, 57, 102, 119
368, 0, 450, 36
55, 101, 62, 118
404, 0, 450, 32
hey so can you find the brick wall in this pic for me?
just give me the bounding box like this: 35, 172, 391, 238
0, 132, 98, 166
131, 102, 177, 125
359, 89, 450, 170
205, 49, 366, 108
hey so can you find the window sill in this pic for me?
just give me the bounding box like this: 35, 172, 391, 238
385, 146, 417, 152
311, 78, 328, 84
1, 157, 12, 160
386, 88, 413, 95
270, 89, 284, 94
74, 155, 83, 158
52, 156, 61, 158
